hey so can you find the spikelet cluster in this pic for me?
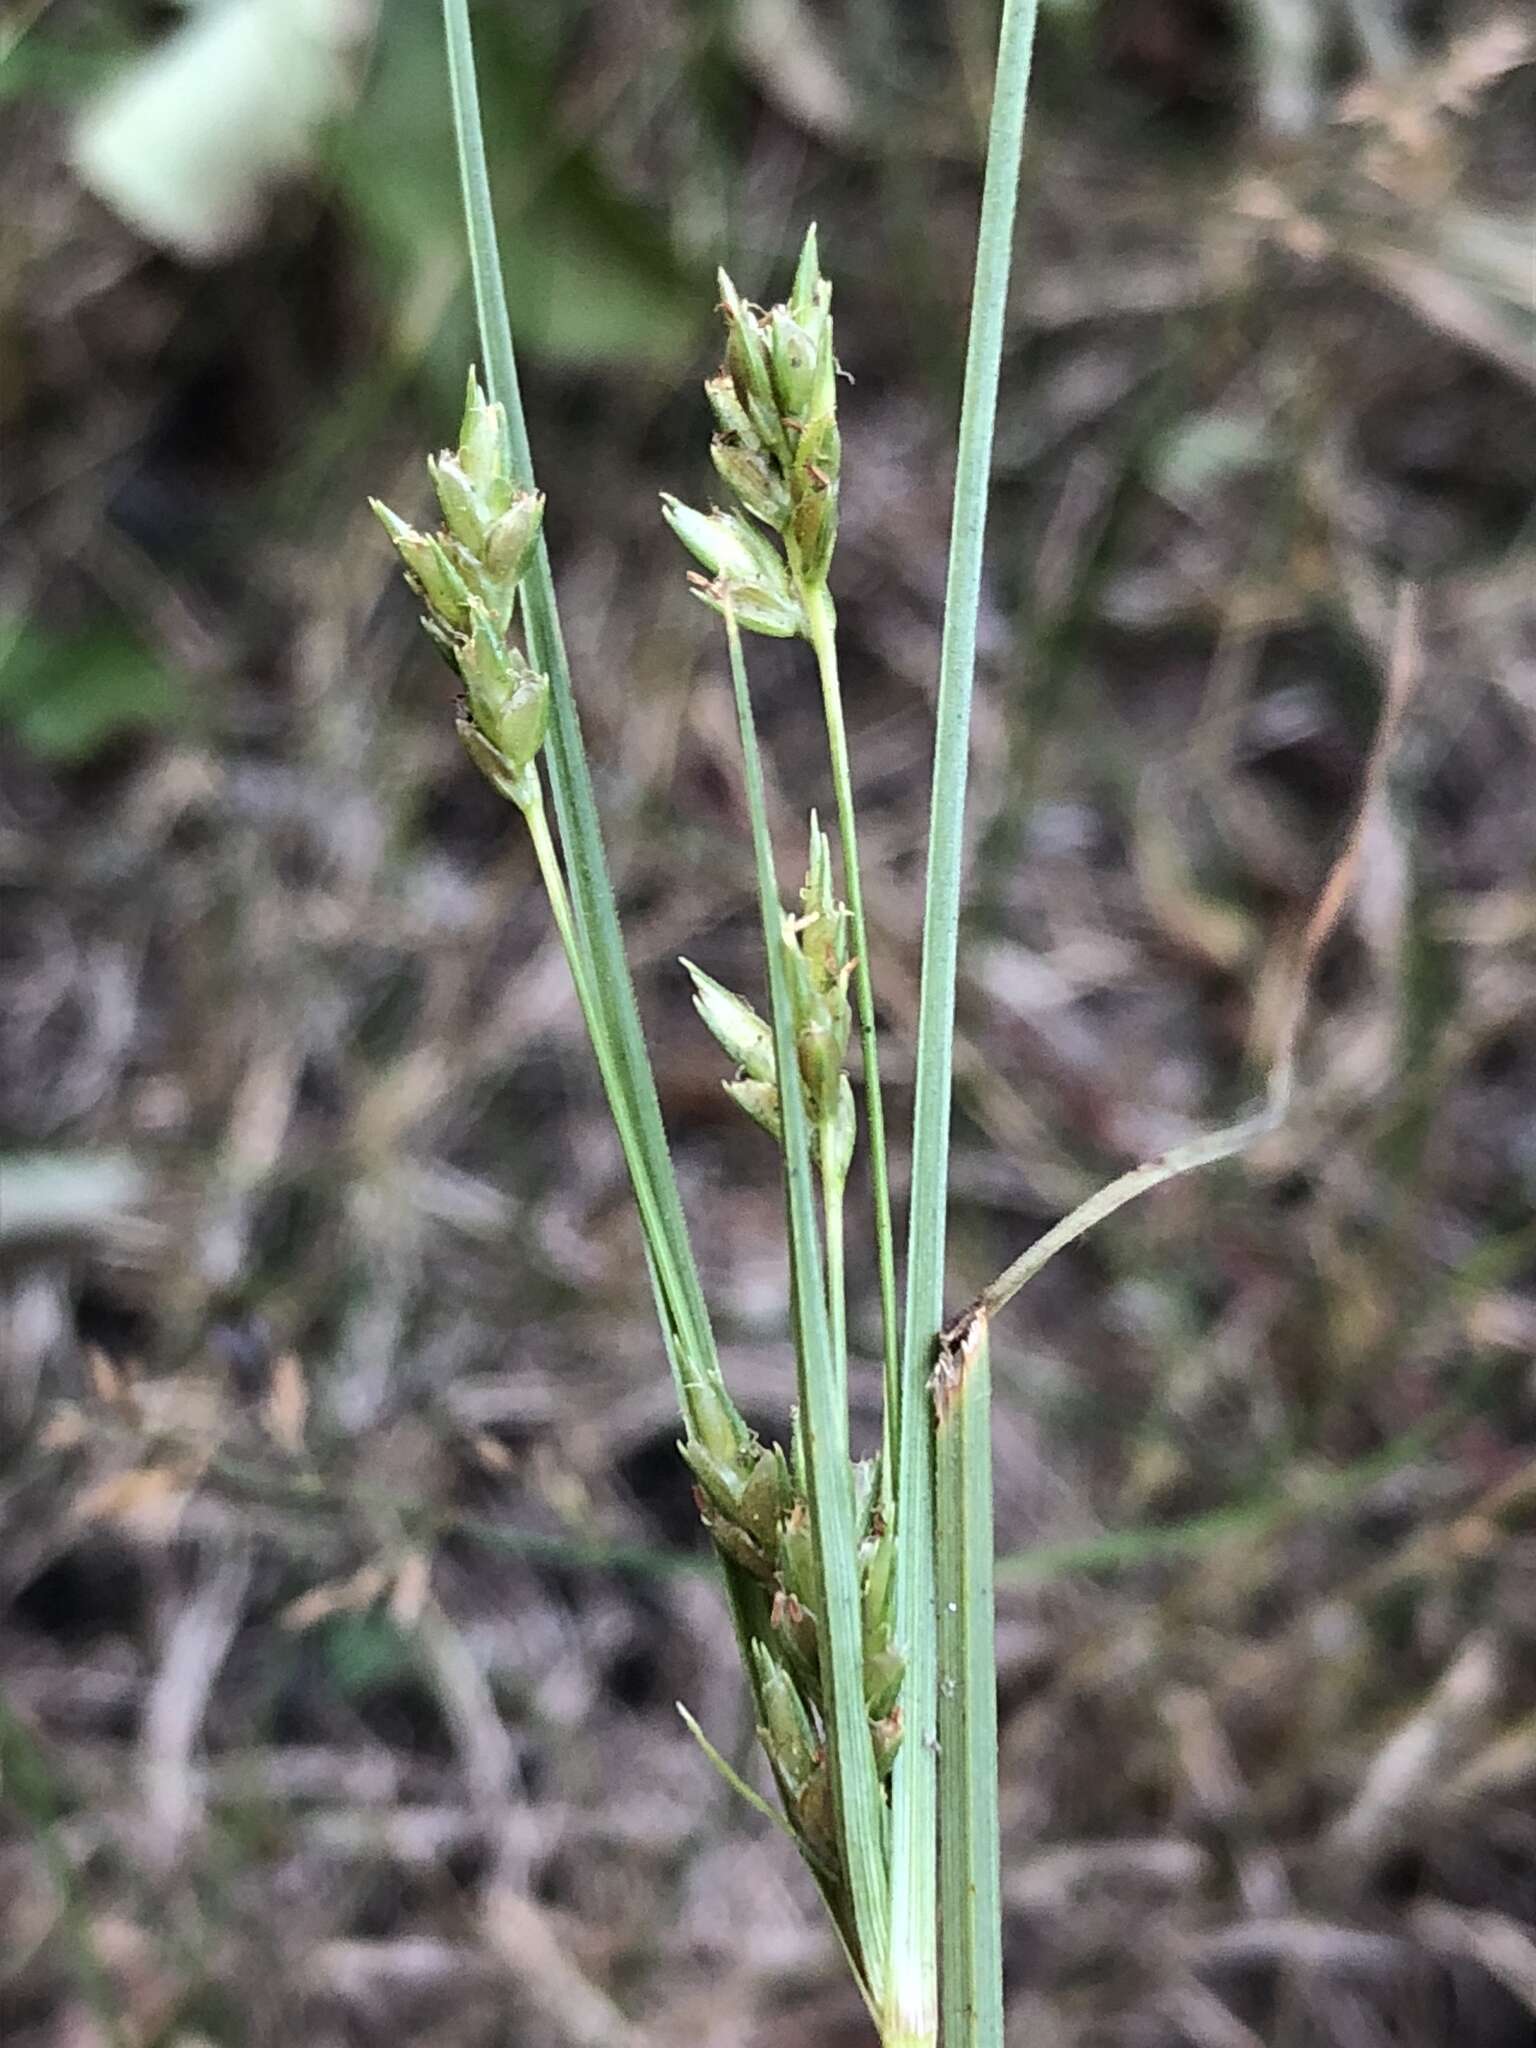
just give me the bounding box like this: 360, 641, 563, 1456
675, 815, 895, 1889
681, 816, 856, 1182
371, 373, 549, 807
662, 226, 841, 634
681, 1387, 903, 1883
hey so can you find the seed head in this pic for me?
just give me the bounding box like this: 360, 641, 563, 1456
698, 572, 806, 641
710, 436, 792, 531
456, 368, 511, 499
778, 1498, 817, 1610
694, 1490, 776, 1583
771, 1585, 821, 1698
793, 1757, 838, 1865
687, 1366, 749, 1470
660, 497, 750, 580
371, 368, 546, 788
859, 1516, 896, 1653
457, 605, 549, 778
428, 450, 492, 555
821, 1073, 855, 1185
718, 268, 784, 457
799, 813, 851, 998
751, 1642, 819, 1793
782, 910, 851, 1128
766, 304, 820, 423
864, 1643, 905, 1720
671, 229, 844, 607
704, 371, 760, 449
481, 490, 544, 588
681, 959, 775, 1084
789, 412, 840, 581
788, 222, 822, 325
737, 1441, 792, 1553
723, 1075, 782, 1142
371, 501, 474, 634
872, 1705, 904, 1779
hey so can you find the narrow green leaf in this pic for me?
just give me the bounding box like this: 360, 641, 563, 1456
890, 5, 1040, 2043
934, 1308, 1002, 2048
721, 607, 890, 2001
903, 0, 1042, 1456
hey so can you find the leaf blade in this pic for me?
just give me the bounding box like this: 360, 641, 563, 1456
890, 5, 1041, 2042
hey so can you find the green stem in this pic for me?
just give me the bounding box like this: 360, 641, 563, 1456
890, 4, 1039, 2042
803, 581, 900, 1505
519, 782, 590, 1009
441, 0, 725, 1424
934, 1309, 1002, 2048
519, 785, 695, 1398
821, 1135, 850, 1439
723, 607, 891, 2005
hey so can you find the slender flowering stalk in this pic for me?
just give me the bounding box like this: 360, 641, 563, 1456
717, 602, 890, 1998
434, 0, 802, 1843
802, 583, 902, 1499
666, 231, 902, 1501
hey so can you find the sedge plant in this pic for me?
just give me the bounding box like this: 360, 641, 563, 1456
370, 2, 1375, 2039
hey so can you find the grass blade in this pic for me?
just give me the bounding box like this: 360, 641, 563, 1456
721, 607, 891, 2002
440, 0, 721, 1408
890, 5, 1040, 2042
902, 0, 1041, 1405
978, 1098, 1284, 1319
971, 585, 1421, 1329
934, 1307, 1002, 2048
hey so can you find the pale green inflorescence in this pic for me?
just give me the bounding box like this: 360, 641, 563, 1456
370, 370, 548, 807
662, 225, 841, 634
661, 239, 908, 1924
680, 814, 856, 1188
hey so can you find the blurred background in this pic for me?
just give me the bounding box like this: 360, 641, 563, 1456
3, 3, 1535, 2044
